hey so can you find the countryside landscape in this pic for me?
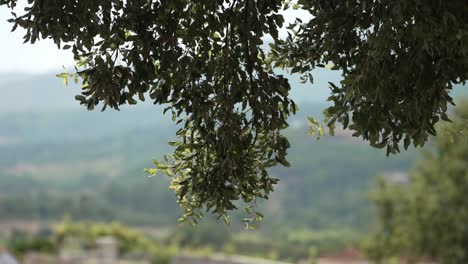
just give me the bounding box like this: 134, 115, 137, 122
0, 1, 467, 263
1, 72, 465, 263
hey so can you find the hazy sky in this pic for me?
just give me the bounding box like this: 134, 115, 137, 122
0, 6, 310, 73
0, 7, 75, 73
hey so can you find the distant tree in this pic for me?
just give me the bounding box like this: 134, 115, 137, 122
0, 0, 466, 222
365, 99, 468, 263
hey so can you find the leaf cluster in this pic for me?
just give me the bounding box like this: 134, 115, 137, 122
366, 100, 468, 263
274, 0, 468, 155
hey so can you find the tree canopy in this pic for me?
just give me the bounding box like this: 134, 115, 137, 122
366, 99, 468, 263
1, 0, 466, 223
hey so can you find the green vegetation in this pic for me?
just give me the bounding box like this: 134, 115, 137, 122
5, 219, 356, 263
7, 230, 56, 257
6, 222, 173, 264
1, 100, 466, 263
0, 101, 418, 262
366, 100, 468, 263
1, 0, 465, 219
0, 104, 417, 227
277, 0, 467, 154
56, 221, 174, 264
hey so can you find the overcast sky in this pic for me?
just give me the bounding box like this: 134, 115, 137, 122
0, 7, 74, 73
0, 6, 310, 73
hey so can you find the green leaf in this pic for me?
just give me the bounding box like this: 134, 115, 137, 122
223, 216, 230, 225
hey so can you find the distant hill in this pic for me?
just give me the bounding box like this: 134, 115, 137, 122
0, 73, 78, 111
0, 70, 464, 229
0, 70, 441, 264
0, 105, 418, 229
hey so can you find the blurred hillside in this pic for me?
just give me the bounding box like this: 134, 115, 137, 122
0, 72, 420, 228
0, 72, 465, 262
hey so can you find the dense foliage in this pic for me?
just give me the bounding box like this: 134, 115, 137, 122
1, 0, 465, 220
366, 100, 468, 263
277, 0, 468, 155
4, 0, 294, 222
